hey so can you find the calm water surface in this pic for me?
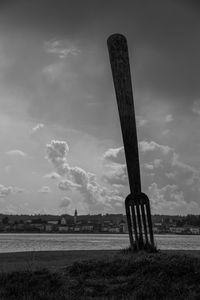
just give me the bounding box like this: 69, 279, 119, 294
0, 233, 200, 253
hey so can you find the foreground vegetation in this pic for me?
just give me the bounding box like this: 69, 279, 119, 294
0, 251, 200, 299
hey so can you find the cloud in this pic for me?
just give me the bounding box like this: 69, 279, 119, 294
103, 165, 128, 186
68, 166, 123, 213
58, 179, 80, 191
44, 172, 61, 179
102, 140, 200, 214
31, 123, 44, 135
143, 163, 154, 171
162, 129, 170, 136
102, 141, 172, 187
103, 147, 125, 165
38, 186, 51, 193
6, 149, 27, 157
70, 166, 90, 187
46, 138, 199, 214
44, 40, 80, 59
42, 61, 78, 83
46, 140, 126, 213
148, 182, 199, 215
0, 205, 18, 215
0, 185, 25, 198
165, 172, 176, 179
13, 187, 25, 194
46, 140, 70, 176
136, 116, 148, 127
68, 166, 104, 210
59, 196, 71, 208
165, 114, 173, 122
0, 184, 13, 198
139, 141, 172, 154
192, 100, 200, 115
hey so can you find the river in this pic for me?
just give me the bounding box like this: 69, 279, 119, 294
0, 233, 200, 253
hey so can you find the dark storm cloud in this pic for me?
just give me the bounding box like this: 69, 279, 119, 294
0, 0, 199, 135
0, 0, 107, 37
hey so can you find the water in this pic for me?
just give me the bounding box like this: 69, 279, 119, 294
0, 233, 200, 253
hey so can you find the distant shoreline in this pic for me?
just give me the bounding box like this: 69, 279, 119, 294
0, 231, 200, 235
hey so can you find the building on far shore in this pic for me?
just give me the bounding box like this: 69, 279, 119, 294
61, 217, 67, 225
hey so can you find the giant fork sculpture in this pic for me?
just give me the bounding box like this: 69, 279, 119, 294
107, 34, 154, 250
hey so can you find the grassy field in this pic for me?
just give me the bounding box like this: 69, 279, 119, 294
0, 250, 119, 273
0, 250, 200, 299
1, 249, 200, 273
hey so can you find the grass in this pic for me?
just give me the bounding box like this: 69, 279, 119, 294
120, 240, 158, 254
0, 251, 200, 299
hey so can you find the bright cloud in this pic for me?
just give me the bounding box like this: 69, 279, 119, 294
44, 40, 80, 59
58, 179, 80, 191
31, 123, 44, 135
0, 184, 25, 198
103, 147, 125, 165
139, 141, 172, 154
0, 184, 13, 198
46, 140, 70, 176
102, 140, 200, 214
103, 164, 128, 186
38, 186, 51, 194
6, 149, 27, 157
165, 114, 173, 122
46, 140, 126, 213
136, 116, 148, 127
148, 182, 199, 215
59, 196, 71, 208
44, 172, 61, 180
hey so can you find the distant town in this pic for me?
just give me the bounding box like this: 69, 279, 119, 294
0, 211, 200, 235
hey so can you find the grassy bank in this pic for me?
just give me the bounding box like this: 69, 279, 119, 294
1, 250, 200, 299
0, 250, 119, 273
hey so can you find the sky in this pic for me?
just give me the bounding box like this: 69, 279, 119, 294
0, 0, 199, 215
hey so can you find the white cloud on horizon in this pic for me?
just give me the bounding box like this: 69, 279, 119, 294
46, 140, 126, 213
102, 140, 200, 214
0, 184, 25, 198
148, 182, 199, 215
0, 184, 13, 198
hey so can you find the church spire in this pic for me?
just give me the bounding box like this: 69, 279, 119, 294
74, 209, 77, 224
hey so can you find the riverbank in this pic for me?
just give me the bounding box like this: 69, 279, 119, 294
1, 249, 200, 273
1, 250, 200, 299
